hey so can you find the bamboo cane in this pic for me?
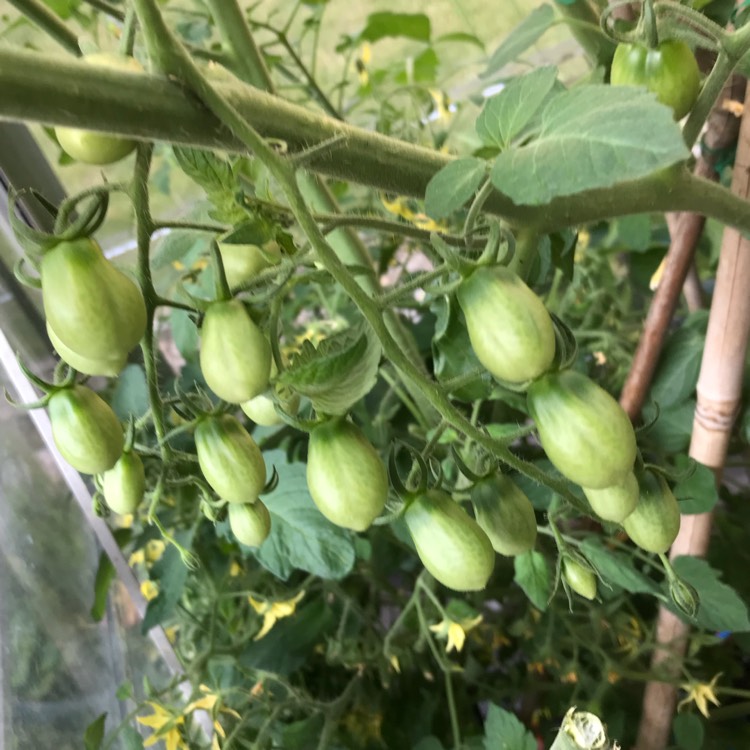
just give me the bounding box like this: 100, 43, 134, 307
635, 80, 750, 750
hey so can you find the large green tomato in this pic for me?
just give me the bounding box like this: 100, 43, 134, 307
583, 471, 639, 523
47, 322, 127, 378
306, 418, 388, 531
623, 472, 681, 554
457, 265, 555, 384
200, 299, 272, 404
41, 238, 146, 374
404, 490, 495, 592
48, 385, 123, 474
471, 475, 537, 556
194, 414, 266, 503
228, 500, 271, 547
527, 370, 637, 489
102, 451, 146, 515
610, 40, 701, 120
55, 53, 143, 164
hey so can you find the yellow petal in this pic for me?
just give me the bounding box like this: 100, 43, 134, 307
248, 596, 268, 615
445, 622, 466, 653
389, 654, 401, 673
254, 613, 277, 640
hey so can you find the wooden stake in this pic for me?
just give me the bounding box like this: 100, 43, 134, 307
635, 79, 750, 750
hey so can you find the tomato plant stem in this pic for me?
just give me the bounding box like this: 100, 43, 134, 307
6, 0, 81, 55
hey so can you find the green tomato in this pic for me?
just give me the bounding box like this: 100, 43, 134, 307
306, 418, 388, 531
228, 500, 271, 547
48, 385, 123, 474
583, 471, 639, 523
241, 388, 300, 427
610, 40, 701, 120
54, 53, 143, 164
563, 558, 597, 601
218, 240, 281, 289
527, 370, 637, 489
457, 265, 556, 384
47, 322, 127, 378
102, 451, 146, 515
471, 475, 537, 556
195, 414, 266, 503
200, 299, 272, 404
41, 238, 146, 374
622, 472, 681, 554
404, 490, 495, 592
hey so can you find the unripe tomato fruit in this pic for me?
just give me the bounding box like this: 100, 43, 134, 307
623, 472, 681, 554
41, 238, 146, 375
527, 370, 637, 489
229, 500, 271, 547
306, 418, 388, 531
200, 299, 272, 404
471, 475, 537, 556
102, 451, 146, 515
563, 558, 597, 601
195, 414, 266, 503
47, 322, 127, 377
218, 241, 281, 289
404, 490, 495, 592
583, 471, 639, 523
457, 266, 556, 384
241, 388, 300, 427
55, 53, 143, 164
48, 385, 123, 474
610, 40, 701, 120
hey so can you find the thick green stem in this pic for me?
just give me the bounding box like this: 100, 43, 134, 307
7, 0, 80, 54
5, 50, 750, 238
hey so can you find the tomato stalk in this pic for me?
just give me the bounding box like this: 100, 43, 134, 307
6, 0, 80, 55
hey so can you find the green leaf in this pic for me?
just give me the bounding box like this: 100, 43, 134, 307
279, 320, 381, 415
431, 296, 492, 400
90, 552, 116, 622
642, 400, 695, 455
580, 538, 659, 595
424, 158, 486, 219
673, 456, 718, 515
650, 313, 708, 408
414, 738, 446, 750
482, 5, 555, 78
476, 67, 558, 150
142, 528, 196, 633
360, 12, 431, 43
240, 598, 335, 674
672, 555, 750, 632
254, 451, 356, 580
435, 32, 484, 50
513, 550, 550, 611
673, 712, 704, 750
282, 715, 327, 749
170, 309, 200, 362
483, 704, 536, 750
173, 146, 235, 193
116, 681, 134, 701
152, 230, 210, 270
84, 713, 107, 750
111, 365, 149, 421
43, 0, 79, 18
120, 726, 145, 750
490, 86, 689, 205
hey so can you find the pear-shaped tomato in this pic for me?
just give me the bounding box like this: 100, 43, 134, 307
102, 451, 146, 515
306, 418, 388, 531
194, 414, 266, 503
55, 53, 143, 164
241, 388, 300, 427
623, 472, 681, 554
527, 370, 637, 489
200, 299, 272, 404
47, 323, 127, 377
563, 558, 597, 601
404, 491, 495, 592
218, 240, 281, 289
41, 238, 146, 374
228, 500, 271, 547
471, 475, 537, 556
583, 471, 639, 523
456, 265, 555, 384
48, 385, 123, 474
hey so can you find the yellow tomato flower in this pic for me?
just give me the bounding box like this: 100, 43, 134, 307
137, 703, 186, 750
249, 591, 305, 640
678, 673, 722, 718
229, 561, 243, 577
140, 580, 159, 601
429, 614, 482, 653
